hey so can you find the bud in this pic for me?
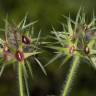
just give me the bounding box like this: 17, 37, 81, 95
15, 50, 24, 61
84, 46, 90, 54
69, 45, 76, 55
22, 35, 30, 45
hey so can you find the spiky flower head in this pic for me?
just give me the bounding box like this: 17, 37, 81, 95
45, 9, 96, 96
0, 15, 47, 96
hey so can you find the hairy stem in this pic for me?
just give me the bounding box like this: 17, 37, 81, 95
61, 56, 79, 96
18, 62, 24, 96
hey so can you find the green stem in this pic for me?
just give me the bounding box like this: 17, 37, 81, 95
18, 62, 24, 96
61, 56, 79, 96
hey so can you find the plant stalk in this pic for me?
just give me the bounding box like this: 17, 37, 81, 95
18, 62, 24, 96
61, 56, 79, 96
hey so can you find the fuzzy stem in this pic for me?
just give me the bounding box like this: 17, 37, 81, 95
61, 56, 79, 96
18, 62, 24, 96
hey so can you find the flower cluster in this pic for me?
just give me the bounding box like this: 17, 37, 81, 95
46, 10, 96, 68
45, 9, 96, 96
0, 10, 96, 96
0, 16, 47, 96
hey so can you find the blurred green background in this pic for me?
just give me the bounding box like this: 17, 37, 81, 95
0, 0, 96, 96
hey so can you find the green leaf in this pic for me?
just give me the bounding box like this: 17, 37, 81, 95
26, 60, 33, 78
88, 11, 95, 28
90, 49, 96, 55
45, 53, 62, 67
59, 55, 71, 69
90, 56, 96, 68
33, 30, 41, 50
22, 13, 28, 28
88, 40, 95, 49
34, 57, 47, 76
52, 27, 64, 46
74, 8, 81, 32
0, 64, 5, 77
24, 52, 41, 59
22, 20, 38, 30
23, 64, 28, 78
67, 16, 73, 35
46, 46, 68, 53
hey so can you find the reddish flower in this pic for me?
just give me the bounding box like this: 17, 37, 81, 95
15, 50, 24, 61
22, 35, 30, 45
